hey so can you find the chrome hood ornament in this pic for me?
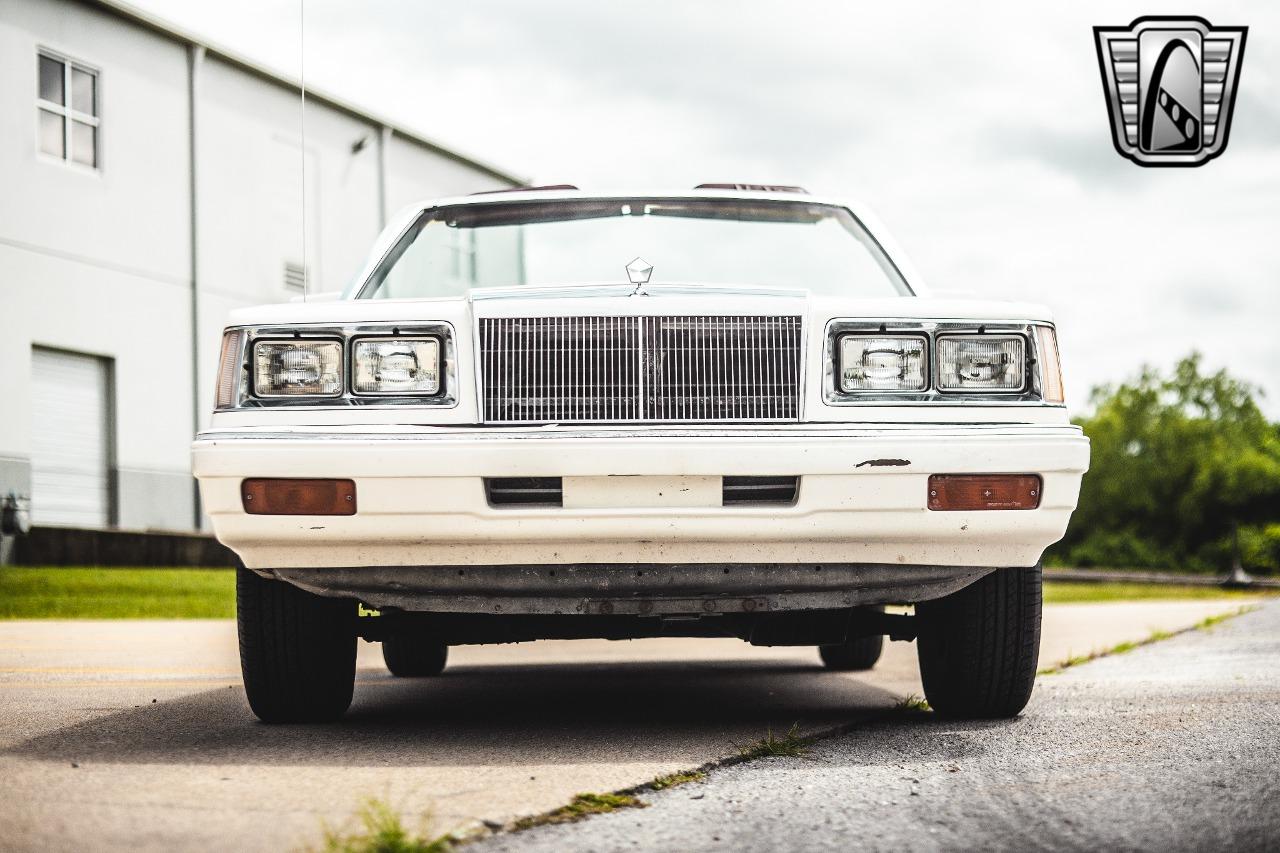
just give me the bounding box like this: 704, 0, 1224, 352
625, 257, 653, 296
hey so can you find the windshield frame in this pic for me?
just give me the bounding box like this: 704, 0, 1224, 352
351, 195, 916, 300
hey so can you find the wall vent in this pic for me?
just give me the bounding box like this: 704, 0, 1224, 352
283, 261, 307, 293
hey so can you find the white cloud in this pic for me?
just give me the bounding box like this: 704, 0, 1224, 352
133, 0, 1280, 414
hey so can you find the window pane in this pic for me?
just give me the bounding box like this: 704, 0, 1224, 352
71, 120, 96, 167
39, 54, 65, 105
71, 67, 95, 115
39, 109, 65, 158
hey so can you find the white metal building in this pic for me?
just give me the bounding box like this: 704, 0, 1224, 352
0, 0, 523, 533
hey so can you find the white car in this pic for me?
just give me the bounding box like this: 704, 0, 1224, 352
192, 185, 1089, 723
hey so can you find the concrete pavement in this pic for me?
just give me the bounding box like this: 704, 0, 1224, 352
0, 598, 1256, 851
481, 599, 1280, 853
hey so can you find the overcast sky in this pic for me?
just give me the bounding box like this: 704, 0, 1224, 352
133, 0, 1280, 416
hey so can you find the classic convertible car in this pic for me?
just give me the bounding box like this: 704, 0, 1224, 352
192, 185, 1089, 723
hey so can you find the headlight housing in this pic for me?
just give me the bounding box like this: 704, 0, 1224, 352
837, 335, 927, 392
827, 322, 1053, 403
936, 335, 1026, 392
212, 322, 456, 411
252, 340, 343, 397
353, 338, 441, 396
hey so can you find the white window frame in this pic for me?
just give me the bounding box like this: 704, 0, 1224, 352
36, 48, 101, 172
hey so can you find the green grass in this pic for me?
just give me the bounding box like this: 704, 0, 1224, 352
894, 693, 932, 713
1195, 609, 1245, 630
0, 567, 234, 619
1043, 581, 1269, 604
318, 799, 451, 853
648, 770, 706, 791
737, 722, 809, 759
0, 569, 1267, 621
1038, 606, 1253, 675
510, 793, 646, 831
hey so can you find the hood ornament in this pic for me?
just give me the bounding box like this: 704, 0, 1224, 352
625, 257, 653, 296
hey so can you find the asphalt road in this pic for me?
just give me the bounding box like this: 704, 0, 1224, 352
477, 599, 1280, 853
0, 599, 1263, 852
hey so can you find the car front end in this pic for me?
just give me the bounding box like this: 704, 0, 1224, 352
192, 187, 1090, 722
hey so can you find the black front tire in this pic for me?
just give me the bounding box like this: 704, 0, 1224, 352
915, 564, 1043, 719
819, 634, 884, 671
236, 567, 356, 723
382, 636, 449, 677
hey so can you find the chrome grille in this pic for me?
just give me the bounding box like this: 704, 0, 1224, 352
480, 316, 802, 423
481, 317, 642, 422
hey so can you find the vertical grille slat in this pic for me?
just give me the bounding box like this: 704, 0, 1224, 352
480, 315, 800, 423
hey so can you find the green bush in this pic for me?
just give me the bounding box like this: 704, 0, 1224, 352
1238, 523, 1280, 573
1049, 354, 1280, 574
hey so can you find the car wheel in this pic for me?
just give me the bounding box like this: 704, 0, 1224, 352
236, 566, 356, 723
382, 636, 449, 677
915, 563, 1042, 719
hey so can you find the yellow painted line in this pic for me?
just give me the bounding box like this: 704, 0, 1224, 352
0, 666, 241, 674
0, 679, 241, 688
1, 675, 410, 688
0, 665, 391, 675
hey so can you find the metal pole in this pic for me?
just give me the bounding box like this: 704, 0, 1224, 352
188, 44, 205, 531
377, 125, 391, 230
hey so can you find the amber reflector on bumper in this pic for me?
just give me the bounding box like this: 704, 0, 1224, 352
927, 474, 1041, 511
242, 478, 356, 515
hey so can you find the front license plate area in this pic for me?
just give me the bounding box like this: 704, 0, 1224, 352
562, 475, 721, 509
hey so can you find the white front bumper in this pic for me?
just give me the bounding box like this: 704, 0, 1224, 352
192, 423, 1089, 570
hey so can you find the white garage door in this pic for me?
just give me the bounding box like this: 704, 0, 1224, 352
30, 347, 113, 528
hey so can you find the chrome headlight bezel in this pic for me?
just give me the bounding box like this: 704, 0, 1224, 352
824, 319, 1054, 405
214, 322, 457, 411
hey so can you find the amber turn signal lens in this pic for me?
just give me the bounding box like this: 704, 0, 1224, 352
241, 478, 356, 515
927, 474, 1041, 511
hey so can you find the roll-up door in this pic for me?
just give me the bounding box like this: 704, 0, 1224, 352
30, 347, 113, 528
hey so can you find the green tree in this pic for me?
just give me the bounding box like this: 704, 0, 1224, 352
1050, 353, 1280, 573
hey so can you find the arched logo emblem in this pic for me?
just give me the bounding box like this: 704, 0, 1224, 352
1095, 17, 1247, 167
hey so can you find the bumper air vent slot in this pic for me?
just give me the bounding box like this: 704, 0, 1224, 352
485, 477, 563, 507
722, 475, 799, 506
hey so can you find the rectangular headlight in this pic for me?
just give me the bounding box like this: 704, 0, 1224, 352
936, 335, 1026, 392
838, 335, 927, 392
353, 338, 440, 395
252, 340, 342, 397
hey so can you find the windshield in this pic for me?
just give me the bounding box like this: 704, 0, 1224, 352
358, 198, 911, 299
